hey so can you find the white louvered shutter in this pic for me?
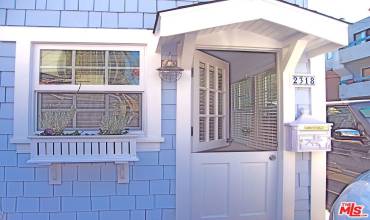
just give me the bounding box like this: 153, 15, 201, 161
231, 69, 277, 151
192, 51, 229, 152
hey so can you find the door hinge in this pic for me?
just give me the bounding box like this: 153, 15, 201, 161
191, 126, 193, 136
191, 67, 194, 77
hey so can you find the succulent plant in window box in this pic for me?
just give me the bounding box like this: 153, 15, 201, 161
98, 98, 133, 135
40, 106, 76, 136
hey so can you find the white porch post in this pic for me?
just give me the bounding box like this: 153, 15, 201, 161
176, 33, 197, 220
279, 39, 308, 220
309, 54, 327, 220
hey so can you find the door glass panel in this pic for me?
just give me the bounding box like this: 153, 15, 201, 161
200, 90, 206, 114
209, 117, 215, 141
199, 62, 206, 87
209, 65, 215, 89
218, 117, 223, 139
218, 68, 223, 90
199, 117, 206, 142
209, 91, 215, 115
218, 93, 223, 114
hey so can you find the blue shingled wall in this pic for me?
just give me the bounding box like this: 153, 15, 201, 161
0, 0, 209, 29
0, 0, 311, 220
0, 0, 203, 219
0, 0, 199, 218
0, 41, 177, 220
0, 42, 176, 220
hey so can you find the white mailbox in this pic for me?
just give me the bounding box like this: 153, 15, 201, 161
286, 112, 332, 152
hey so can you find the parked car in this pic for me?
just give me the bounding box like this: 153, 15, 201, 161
329, 170, 370, 219
326, 100, 370, 210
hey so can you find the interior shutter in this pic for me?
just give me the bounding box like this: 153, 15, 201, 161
192, 51, 229, 152
230, 69, 278, 151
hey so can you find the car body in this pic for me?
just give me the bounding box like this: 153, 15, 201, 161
329, 170, 370, 219
326, 100, 370, 210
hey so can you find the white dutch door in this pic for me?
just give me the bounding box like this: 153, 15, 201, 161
191, 51, 277, 220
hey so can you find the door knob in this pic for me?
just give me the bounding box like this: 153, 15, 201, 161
269, 155, 276, 161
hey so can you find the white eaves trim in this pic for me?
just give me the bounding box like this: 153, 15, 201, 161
0, 26, 154, 44
155, 0, 348, 46
0, 26, 163, 152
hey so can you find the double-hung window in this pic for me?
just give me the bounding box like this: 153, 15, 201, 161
33, 45, 144, 134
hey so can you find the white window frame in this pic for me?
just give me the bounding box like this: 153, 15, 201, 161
0, 26, 163, 152
32, 44, 145, 134
33, 44, 145, 92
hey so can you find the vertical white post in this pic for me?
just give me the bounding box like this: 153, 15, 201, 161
278, 39, 308, 220
13, 40, 31, 144
309, 54, 327, 220
176, 32, 197, 220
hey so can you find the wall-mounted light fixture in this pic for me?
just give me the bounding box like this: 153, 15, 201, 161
158, 43, 184, 82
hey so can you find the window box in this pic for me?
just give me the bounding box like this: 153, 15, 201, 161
29, 134, 139, 184
28, 135, 138, 164
7, 28, 162, 153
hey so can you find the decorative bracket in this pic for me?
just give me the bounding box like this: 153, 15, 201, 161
49, 163, 61, 184
116, 163, 129, 184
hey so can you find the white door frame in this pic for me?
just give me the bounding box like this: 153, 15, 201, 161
176, 35, 308, 220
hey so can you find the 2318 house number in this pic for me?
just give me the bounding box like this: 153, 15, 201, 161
292, 75, 315, 86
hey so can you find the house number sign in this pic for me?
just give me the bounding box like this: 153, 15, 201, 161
292, 74, 315, 86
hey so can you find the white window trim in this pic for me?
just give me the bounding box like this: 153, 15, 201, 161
0, 26, 163, 152
32, 44, 145, 133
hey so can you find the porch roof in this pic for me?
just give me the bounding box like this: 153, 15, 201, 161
153, 0, 349, 55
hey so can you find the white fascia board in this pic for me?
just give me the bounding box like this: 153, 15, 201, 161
156, 0, 348, 46
0, 26, 153, 44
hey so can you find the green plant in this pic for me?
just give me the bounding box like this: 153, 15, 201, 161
40, 106, 76, 135
99, 101, 130, 135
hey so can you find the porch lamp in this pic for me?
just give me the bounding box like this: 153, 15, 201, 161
157, 45, 184, 82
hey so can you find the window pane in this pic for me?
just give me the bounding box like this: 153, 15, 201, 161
108, 69, 139, 85
38, 93, 74, 130
76, 112, 104, 128
76, 94, 105, 109
76, 50, 105, 67
109, 51, 140, 67
362, 68, 370, 77
75, 69, 105, 85
40, 50, 72, 66
40, 68, 72, 84
108, 93, 141, 129
39, 111, 73, 130
37, 92, 142, 131
40, 93, 74, 109
39, 49, 142, 85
